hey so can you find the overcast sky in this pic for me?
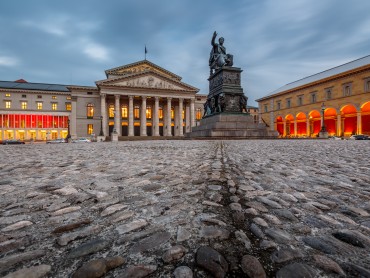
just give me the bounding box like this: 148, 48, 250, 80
1, 0, 370, 106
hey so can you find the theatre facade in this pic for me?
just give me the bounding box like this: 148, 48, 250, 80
257, 55, 370, 137
0, 60, 207, 141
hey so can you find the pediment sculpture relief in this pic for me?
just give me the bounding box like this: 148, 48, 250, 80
116, 76, 180, 89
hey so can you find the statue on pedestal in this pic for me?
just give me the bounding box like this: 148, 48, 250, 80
209, 31, 233, 74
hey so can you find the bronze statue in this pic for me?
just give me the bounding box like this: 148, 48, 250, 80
209, 31, 233, 74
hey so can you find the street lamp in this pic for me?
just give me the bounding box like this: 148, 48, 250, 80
99, 116, 104, 136
66, 118, 71, 142
320, 102, 327, 133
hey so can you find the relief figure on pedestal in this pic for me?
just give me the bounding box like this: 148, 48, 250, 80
209, 31, 234, 74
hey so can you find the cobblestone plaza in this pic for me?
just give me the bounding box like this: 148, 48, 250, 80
0, 140, 369, 277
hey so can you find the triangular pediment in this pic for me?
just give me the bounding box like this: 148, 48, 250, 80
96, 71, 198, 92
105, 60, 182, 81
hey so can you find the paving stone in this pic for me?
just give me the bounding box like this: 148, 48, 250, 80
173, 266, 193, 278
257, 197, 283, 209
271, 247, 304, 263
57, 225, 102, 246
276, 263, 318, 278
199, 226, 230, 240
259, 240, 277, 250
245, 201, 268, 213
250, 223, 265, 239
51, 206, 81, 216
1, 221, 33, 232
3, 264, 51, 278
313, 254, 345, 276
253, 217, 268, 227
196, 246, 228, 278
241, 255, 266, 278
229, 202, 242, 211
162, 245, 187, 263
117, 265, 157, 278
110, 210, 135, 223
0, 249, 46, 272
177, 226, 191, 242
52, 218, 92, 234
72, 256, 124, 278
235, 230, 251, 250
332, 229, 369, 248
67, 238, 110, 259
273, 209, 298, 222
116, 219, 148, 235
265, 228, 292, 243
101, 204, 127, 217
130, 231, 171, 253
54, 186, 78, 195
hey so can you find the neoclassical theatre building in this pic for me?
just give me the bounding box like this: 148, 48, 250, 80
257, 55, 370, 137
0, 60, 209, 141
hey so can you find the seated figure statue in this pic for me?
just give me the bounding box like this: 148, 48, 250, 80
209, 31, 233, 74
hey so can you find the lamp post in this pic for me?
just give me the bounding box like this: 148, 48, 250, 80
66, 118, 71, 142
99, 116, 104, 136
319, 102, 328, 138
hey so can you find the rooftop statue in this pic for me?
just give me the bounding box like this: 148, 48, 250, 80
209, 31, 233, 74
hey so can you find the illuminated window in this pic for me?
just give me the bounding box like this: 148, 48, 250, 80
87, 124, 93, 135
52, 96, 57, 100
66, 96, 71, 100
37, 102, 43, 110
196, 108, 202, 120
171, 107, 174, 119
5, 93, 11, 97
66, 102, 71, 111
121, 105, 128, 118
52, 103, 58, 110
21, 101, 27, 109
108, 104, 115, 118
134, 106, 140, 119
87, 103, 94, 118
159, 107, 163, 119
5, 101, 11, 109
146, 106, 152, 119
182, 109, 185, 120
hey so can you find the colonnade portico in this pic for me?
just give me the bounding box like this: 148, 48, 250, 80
100, 94, 195, 137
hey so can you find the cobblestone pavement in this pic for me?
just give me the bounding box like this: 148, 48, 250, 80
0, 140, 369, 278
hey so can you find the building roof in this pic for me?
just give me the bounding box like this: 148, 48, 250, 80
257, 54, 370, 101
0, 80, 70, 92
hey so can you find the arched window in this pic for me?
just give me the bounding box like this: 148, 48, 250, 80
108, 104, 115, 118
87, 103, 94, 118
121, 105, 128, 118
196, 108, 202, 120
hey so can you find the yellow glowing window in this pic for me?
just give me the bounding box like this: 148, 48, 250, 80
87, 124, 93, 135
109, 104, 115, 118
5, 93, 11, 97
52, 103, 58, 110
37, 102, 43, 110
87, 103, 94, 118
5, 101, 11, 109
182, 109, 185, 120
66, 103, 71, 111
134, 106, 140, 119
146, 106, 152, 119
121, 106, 128, 118
159, 107, 163, 119
21, 101, 27, 109
66, 96, 71, 100
52, 96, 57, 100
171, 107, 174, 119
196, 108, 202, 120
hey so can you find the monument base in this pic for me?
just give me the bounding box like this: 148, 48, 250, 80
186, 113, 278, 139
111, 133, 118, 142
97, 136, 105, 142
319, 131, 329, 138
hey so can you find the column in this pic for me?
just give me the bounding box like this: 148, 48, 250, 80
166, 98, 172, 136
178, 98, 183, 136
190, 98, 195, 129
154, 97, 160, 136
100, 94, 107, 137
140, 96, 147, 136
336, 114, 341, 136
306, 118, 310, 137
283, 120, 287, 137
114, 95, 121, 135
185, 101, 190, 133
128, 96, 134, 136
357, 111, 362, 135
174, 105, 179, 136
71, 96, 77, 139
294, 119, 297, 137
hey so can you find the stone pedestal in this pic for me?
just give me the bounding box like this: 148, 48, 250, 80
111, 132, 118, 142
186, 113, 277, 139
97, 136, 105, 142
319, 131, 329, 138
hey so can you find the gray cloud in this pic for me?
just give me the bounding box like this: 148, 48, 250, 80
1, 0, 370, 106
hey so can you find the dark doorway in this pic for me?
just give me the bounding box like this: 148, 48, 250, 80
122, 126, 128, 136
134, 126, 140, 136
159, 126, 164, 136
147, 126, 152, 136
